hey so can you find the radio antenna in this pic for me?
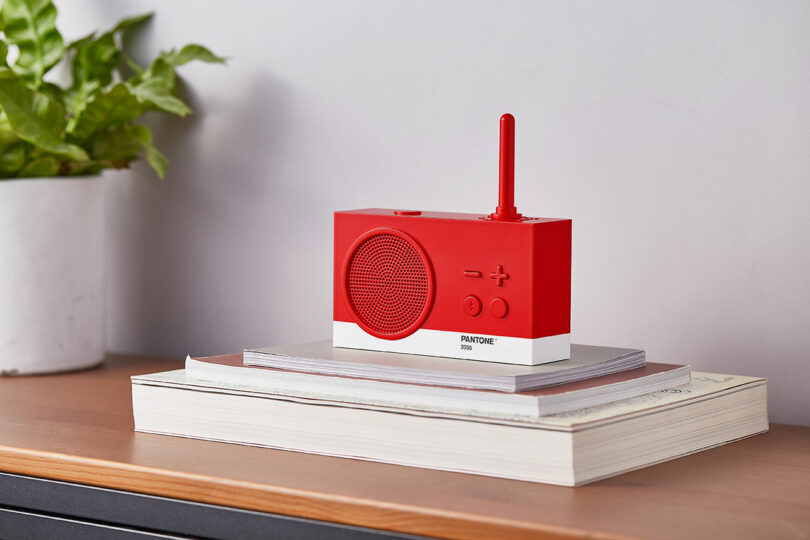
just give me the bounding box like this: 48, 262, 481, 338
489, 113, 522, 221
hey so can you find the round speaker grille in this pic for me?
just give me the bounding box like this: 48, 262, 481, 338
343, 228, 433, 340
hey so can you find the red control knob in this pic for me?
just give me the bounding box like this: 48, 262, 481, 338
490, 297, 509, 318
462, 295, 482, 317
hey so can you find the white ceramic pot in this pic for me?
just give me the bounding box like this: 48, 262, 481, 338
0, 176, 105, 375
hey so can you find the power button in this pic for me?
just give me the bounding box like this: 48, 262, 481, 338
462, 295, 482, 317
490, 297, 509, 318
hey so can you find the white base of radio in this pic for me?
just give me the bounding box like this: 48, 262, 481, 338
332, 321, 570, 365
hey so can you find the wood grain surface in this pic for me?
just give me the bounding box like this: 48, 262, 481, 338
1, 355, 808, 540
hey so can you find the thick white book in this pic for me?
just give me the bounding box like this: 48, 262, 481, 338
242, 341, 646, 392
131, 371, 768, 486
185, 353, 690, 419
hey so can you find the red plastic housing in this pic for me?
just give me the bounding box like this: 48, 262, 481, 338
334, 209, 571, 340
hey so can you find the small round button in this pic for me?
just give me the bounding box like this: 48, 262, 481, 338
394, 210, 421, 216
462, 295, 482, 317
490, 297, 509, 318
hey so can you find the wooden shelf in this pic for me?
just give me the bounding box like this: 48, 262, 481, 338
1, 355, 808, 539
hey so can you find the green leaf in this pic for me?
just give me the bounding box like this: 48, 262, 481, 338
66, 31, 94, 51
68, 162, 105, 175
0, 111, 20, 144
130, 77, 191, 116
0, 142, 27, 174
69, 82, 142, 141
90, 125, 142, 163
0, 69, 88, 160
71, 31, 118, 88
129, 44, 224, 117
0, 41, 8, 67
58, 158, 108, 176
145, 57, 175, 86
1, 0, 64, 88
68, 13, 150, 92
131, 124, 167, 179
130, 52, 202, 117
18, 155, 59, 176
38, 81, 62, 102
109, 12, 152, 34
160, 44, 225, 67
123, 55, 144, 76
63, 80, 99, 128
0, 113, 27, 176
89, 124, 168, 178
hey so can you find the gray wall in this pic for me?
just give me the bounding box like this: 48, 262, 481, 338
58, 1, 809, 426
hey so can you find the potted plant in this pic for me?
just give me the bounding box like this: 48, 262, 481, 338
0, 1, 223, 375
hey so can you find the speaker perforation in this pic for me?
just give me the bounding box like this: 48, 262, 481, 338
344, 229, 433, 339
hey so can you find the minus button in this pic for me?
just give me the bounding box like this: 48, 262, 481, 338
464, 270, 482, 278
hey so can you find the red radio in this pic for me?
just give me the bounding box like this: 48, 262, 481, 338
333, 114, 571, 365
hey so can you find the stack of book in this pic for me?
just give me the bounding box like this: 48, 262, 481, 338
131, 341, 767, 486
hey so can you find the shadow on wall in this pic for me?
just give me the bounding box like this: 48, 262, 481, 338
106, 72, 295, 357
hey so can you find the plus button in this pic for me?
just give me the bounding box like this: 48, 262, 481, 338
489, 265, 509, 287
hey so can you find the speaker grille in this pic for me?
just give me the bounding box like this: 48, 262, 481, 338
344, 230, 433, 338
